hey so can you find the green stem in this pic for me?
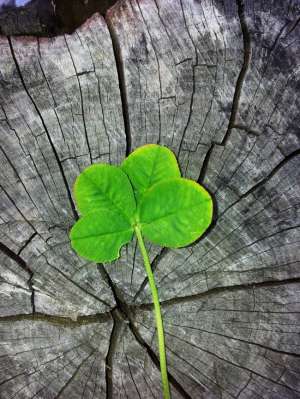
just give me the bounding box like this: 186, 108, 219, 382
135, 226, 171, 399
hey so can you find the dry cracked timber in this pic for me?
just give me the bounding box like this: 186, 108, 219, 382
0, 0, 300, 398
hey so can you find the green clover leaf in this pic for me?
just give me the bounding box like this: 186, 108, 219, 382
70, 209, 133, 262
69, 144, 213, 399
73, 164, 136, 221
138, 178, 212, 248
121, 144, 181, 200
70, 164, 136, 262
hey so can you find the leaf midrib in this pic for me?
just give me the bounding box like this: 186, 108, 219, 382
83, 172, 135, 222
147, 148, 160, 189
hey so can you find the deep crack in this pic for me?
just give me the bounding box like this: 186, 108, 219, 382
138, 277, 300, 310
105, 12, 132, 156
0, 241, 36, 314
7, 36, 79, 222
198, 0, 251, 183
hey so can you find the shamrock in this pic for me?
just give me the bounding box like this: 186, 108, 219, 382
69, 144, 213, 399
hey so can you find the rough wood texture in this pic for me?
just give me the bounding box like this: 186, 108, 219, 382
1, 0, 300, 398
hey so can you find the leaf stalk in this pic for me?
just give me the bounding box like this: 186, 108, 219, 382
135, 226, 171, 399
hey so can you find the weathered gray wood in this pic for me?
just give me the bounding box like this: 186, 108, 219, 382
0, 252, 32, 316
0, 318, 113, 398
105, 0, 245, 300
137, 282, 300, 398
109, 313, 184, 399
0, 0, 300, 398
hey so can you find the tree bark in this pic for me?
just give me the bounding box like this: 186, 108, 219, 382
0, 0, 300, 398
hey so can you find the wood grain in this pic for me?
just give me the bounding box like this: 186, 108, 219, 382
0, 0, 300, 397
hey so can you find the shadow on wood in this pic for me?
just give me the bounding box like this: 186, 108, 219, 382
0, 0, 118, 36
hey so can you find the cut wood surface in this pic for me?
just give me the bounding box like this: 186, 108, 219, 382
0, 0, 300, 398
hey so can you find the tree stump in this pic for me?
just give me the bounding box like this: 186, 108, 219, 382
1, 0, 300, 398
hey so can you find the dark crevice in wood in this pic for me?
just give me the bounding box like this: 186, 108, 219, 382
138, 277, 300, 310
128, 316, 193, 399
29, 274, 36, 313
223, 0, 251, 145
133, 247, 169, 303
0, 311, 112, 327
197, 142, 215, 184
64, 35, 93, 165
284, 15, 300, 37
197, 0, 251, 183
0, 241, 36, 314
178, 62, 196, 156
105, 15, 131, 156
220, 148, 300, 218
0, 241, 32, 275
7, 37, 79, 222
177, 0, 198, 157
231, 124, 261, 136
96, 265, 133, 322
96, 264, 193, 398
105, 309, 122, 399
17, 232, 37, 256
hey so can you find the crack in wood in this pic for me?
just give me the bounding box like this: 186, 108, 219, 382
231, 124, 261, 137
0, 241, 36, 313
96, 263, 193, 398
105, 309, 122, 399
63, 34, 93, 165
7, 36, 79, 222
105, 14, 131, 156
138, 277, 300, 310
128, 313, 193, 399
17, 232, 37, 256
219, 148, 300, 218
0, 311, 111, 327
198, 0, 251, 184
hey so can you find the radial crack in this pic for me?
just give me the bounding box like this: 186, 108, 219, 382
105, 309, 123, 399
219, 148, 300, 217
0, 241, 36, 313
198, 0, 251, 183
0, 311, 111, 327
128, 316, 193, 399
139, 277, 300, 310
7, 36, 79, 221
96, 264, 193, 398
105, 15, 131, 156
